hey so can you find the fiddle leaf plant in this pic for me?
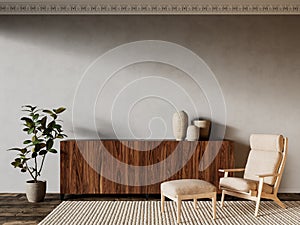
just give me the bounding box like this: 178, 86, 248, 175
8, 105, 67, 182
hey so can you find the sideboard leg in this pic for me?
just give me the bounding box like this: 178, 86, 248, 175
146, 194, 149, 200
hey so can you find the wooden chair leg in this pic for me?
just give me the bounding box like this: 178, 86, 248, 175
177, 197, 182, 223
161, 193, 165, 213
255, 178, 264, 217
221, 190, 225, 207
193, 198, 197, 210
255, 198, 261, 217
274, 197, 286, 209
212, 193, 217, 220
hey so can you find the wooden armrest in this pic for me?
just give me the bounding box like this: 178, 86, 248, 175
219, 168, 245, 173
256, 173, 279, 178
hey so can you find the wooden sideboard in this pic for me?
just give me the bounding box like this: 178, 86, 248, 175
60, 140, 234, 195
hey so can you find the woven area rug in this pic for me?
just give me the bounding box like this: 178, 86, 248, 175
39, 201, 300, 225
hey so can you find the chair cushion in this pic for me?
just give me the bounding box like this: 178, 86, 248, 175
244, 150, 282, 185
161, 179, 216, 196
220, 177, 273, 194
250, 134, 284, 152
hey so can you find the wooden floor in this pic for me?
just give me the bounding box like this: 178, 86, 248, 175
0, 193, 299, 225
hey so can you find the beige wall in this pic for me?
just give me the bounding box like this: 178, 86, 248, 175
0, 16, 299, 192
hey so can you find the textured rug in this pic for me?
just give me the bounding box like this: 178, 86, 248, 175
39, 201, 300, 225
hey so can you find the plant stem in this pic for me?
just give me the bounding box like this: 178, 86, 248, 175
34, 156, 38, 182
38, 155, 46, 176
25, 162, 35, 181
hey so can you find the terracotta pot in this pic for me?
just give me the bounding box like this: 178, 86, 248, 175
26, 180, 46, 203
172, 111, 188, 141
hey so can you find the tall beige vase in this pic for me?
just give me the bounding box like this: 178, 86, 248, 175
172, 111, 188, 141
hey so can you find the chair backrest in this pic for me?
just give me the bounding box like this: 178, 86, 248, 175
243, 134, 287, 186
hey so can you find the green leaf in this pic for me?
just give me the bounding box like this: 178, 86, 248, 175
32, 140, 40, 145
7, 147, 22, 152
39, 150, 47, 155
32, 152, 37, 158
26, 122, 34, 128
57, 134, 64, 139
39, 143, 46, 149
46, 134, 54, 139
35, 143, 44, 151
53, 107, 66, 114
28, 127, 34, 134
53, 124, 62, 129
50, 114, 57, 119
11, 161, 19, 168
23, 140, 31, 145
46, 139, 54, 150
42, 109, 53, 114
48, 121, 55, 127
43, 128, 51, 135
48, 149, 57, 154
20, 155, 30, 160
23, 128, 29, 132
33, 114, 39, 120
21, 148, 27, 154
21, 117, 33, 123
34, 146, 41, 152
21, 109, 32, 113
22, 105, 35, 110
21, 168, 27, 173
40, 116, 47, 128
15, 158, 21, 163
31, 138, 43, 145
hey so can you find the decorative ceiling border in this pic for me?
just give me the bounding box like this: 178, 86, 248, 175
0, 2, 300, 15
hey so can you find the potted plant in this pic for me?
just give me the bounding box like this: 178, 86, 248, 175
8, 105, 67, 202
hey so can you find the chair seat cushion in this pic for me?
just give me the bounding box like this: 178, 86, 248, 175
161, 179, 216, 196
220, 177, 273, 194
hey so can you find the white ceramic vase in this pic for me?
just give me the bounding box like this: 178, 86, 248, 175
186, 125, 200, 141
172, 111, 188, 141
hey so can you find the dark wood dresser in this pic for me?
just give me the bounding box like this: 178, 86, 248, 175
60, 140, 234, 195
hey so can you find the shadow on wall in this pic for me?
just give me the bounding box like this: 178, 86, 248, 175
205, 122, 249, 178
233, 142, 250, 176
209, 121, 225, 140
225, 125, 250, 177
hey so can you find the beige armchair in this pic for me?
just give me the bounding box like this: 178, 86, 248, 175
219, 134, 288, 217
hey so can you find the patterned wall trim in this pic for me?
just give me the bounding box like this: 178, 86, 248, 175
0, 2, 300, 15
